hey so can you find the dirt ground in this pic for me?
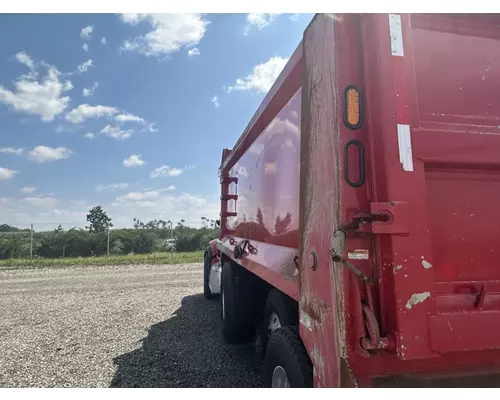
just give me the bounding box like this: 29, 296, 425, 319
0, 263, 261, 387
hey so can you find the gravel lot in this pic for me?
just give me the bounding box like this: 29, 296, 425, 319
0, 263, 262, 388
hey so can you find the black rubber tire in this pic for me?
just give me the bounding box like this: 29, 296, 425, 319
203, 248, 217, 299
220, 261, 255, 345
258, 289, 298, 356
264, 326, 313, 388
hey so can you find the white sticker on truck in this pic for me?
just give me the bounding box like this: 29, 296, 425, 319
389, 14, 404, 57
348, 249, 369, 260
397, 124, 414, 172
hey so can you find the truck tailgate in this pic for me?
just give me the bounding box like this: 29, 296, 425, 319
366, 14, 500, 359
414, 15, 500, 353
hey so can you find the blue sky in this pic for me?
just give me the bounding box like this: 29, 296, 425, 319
0, 13, 313, 229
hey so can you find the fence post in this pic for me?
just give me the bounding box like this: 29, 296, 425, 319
107, 227, 110, 257
30, 223, 33, 259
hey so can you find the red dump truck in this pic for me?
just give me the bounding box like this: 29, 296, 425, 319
203, 13, 500, 387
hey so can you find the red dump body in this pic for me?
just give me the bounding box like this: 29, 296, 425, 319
216, 13, 500, 387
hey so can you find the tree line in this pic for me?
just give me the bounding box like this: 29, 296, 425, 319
0, 205, 220, 260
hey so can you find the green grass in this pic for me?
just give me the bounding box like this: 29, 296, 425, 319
0, 251, 204, 270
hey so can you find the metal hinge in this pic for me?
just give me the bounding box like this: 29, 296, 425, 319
331, 230, 374, 284
344, 201, 409, 235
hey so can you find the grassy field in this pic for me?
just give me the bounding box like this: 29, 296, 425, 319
0, 251, 204, 270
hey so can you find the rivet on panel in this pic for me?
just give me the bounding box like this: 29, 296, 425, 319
309, 250, 318, 271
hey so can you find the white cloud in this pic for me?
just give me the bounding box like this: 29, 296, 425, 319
80, 25, 94, 39
244, 13, 281, 34
101, 37, 107, 45
115, 113, 145, 124
0, 191, 218, 229
28, 146, 73, 163
82, 43, 89, 52
146, 122, 158, 133
21, 196, 57, 209
116, 187, 177, 203
120, 13, 148, 24
0, 147, 24, 156
123, 154, 145, 167
0, 62, 72, 122
100, 124, 134, 140
0, 196, 92, 230
114, 113, 156, 133
187, 47, 200, 57
15, 51, 34, 70
121, 40, 139, 52
20, 186, 36, 194
55, 125, 76, 133
117, 189, 162, 203
82, 82, 99, 97
212, 95, 220, 108
0, 167, 18, 180
228, 56, 288, 93
150, 165, 183, 178
65, 104, 119, 124
65, 104, 151, 131
290, 14, 300, 22
119, 14, 209, 57
95, 183, 129, 192
77, 59, 94, 73
84, 132, 95, 139
109, 192, 218, 227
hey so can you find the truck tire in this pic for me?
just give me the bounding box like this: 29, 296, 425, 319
220, 261, 255, 344
203, 248, 217, 299
264, 326, 313, 388
258, 289, 298, 356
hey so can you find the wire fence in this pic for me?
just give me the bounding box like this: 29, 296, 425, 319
0, 223, 181, 266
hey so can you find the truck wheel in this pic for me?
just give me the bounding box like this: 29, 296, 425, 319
264, 326, 313, 388
220, 261, 255, 344
257, 289, 298, 357
203, 249, 217, 299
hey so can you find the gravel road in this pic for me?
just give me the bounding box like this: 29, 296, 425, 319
0, 264, 262, 388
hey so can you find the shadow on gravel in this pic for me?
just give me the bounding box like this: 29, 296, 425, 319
110, 294, 262, 388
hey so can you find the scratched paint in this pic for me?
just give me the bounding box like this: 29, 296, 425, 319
300, 310, 313, 331
311, 346, 325, 379
393, 264, 403, 273
405, 292, 431, 309
421, 259, 432, 269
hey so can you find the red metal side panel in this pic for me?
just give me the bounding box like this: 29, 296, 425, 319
364, 13, 500, 365
361, 13, 437, 361
298, 14, 343, 388
226, 90, 301, 250
407, 14, 500, 355
217, 44, 303, 301
335, 14, 386, 383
